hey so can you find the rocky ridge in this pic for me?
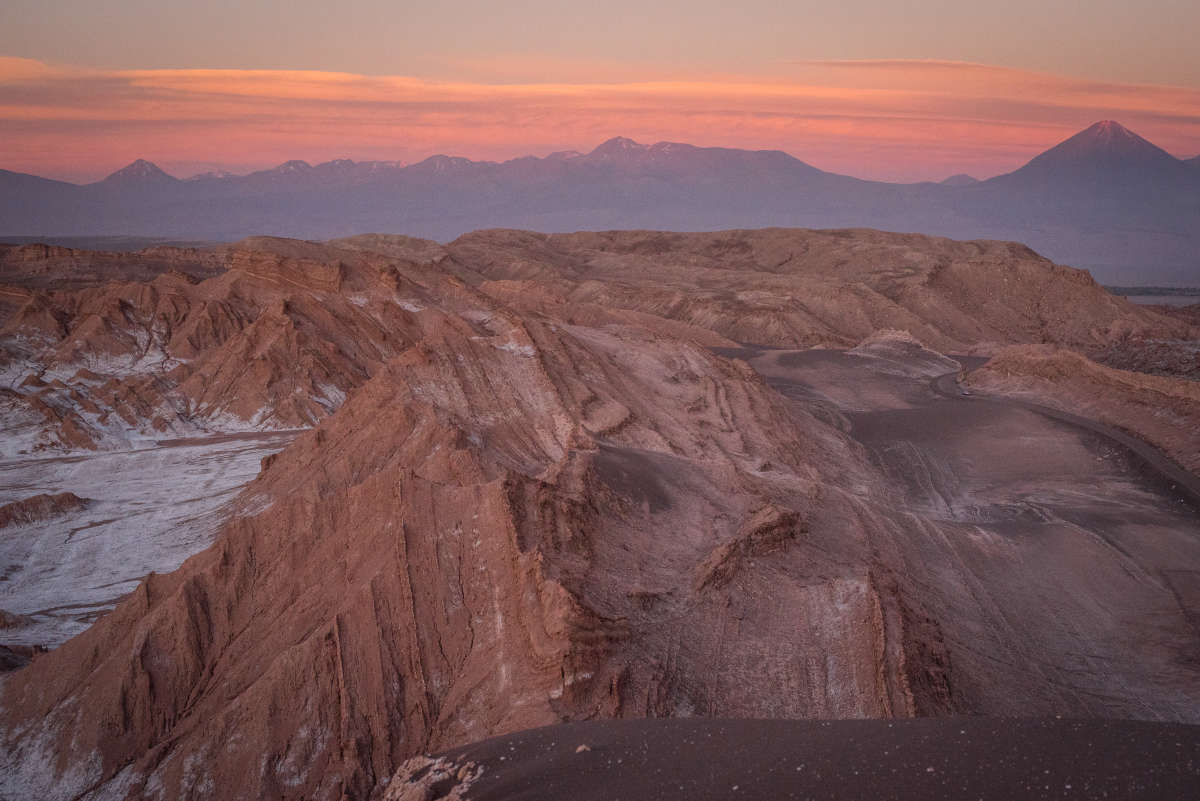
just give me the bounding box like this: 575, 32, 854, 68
0, 238, 487, 455
439, 228, 1194, 353
1, 276, 893, 799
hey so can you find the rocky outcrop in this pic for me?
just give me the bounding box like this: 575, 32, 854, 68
0, 244, 225, 296
0, 493, 90, 529
692, 504, 803, 591
0, 644, 41, 672
5, 230, 1190, 457
381, 756, 482, 801
0, 282, 922, 800
0, 610, 34, 629
1091, 335, 1200, 380
847, 329, 965, 378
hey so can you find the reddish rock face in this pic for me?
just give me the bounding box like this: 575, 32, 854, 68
440, 228, 1195, 352
3, 230, 1190, 457
0, 243, 226, 293
0, 237, 475, 454
1, 229, 1197, 801
0, 492, 90, 529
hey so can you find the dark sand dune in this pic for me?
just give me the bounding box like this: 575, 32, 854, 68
388, 718, 1200, 801
931, 371, 1200, 508
722, 343, 1200, 718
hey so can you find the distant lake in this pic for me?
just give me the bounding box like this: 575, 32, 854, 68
1121, 295, 1200, 307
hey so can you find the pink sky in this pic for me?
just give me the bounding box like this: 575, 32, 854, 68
2, 57, 1199, 184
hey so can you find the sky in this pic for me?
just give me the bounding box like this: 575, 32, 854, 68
2, 0, 1199, 183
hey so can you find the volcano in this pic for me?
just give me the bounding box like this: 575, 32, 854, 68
995, 120, 1194, 186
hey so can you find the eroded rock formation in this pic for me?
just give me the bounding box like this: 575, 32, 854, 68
0, 238, 478, 454
1, 229, 1197, 801
437, 228, 1194, 352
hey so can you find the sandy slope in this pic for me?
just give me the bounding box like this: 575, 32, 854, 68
384, 718, 1200, 801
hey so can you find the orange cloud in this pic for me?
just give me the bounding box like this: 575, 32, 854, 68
1, 57, 1199, 183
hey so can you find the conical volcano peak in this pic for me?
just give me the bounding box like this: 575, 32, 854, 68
1087, 120, 1133, 136
1050, 121, 1168, 159
100, 159, 178, 185
1073, 120, 1155, 151
121, 158, 162, 174
1011, 120, 1184, 180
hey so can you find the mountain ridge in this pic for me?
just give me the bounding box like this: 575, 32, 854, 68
66, 123, 1198, 187
3, 122, 1198, 284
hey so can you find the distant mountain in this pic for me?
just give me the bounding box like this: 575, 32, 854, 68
95, 159, 179, 189
0, 169, 84, 236
0, 169, 77, 202
185, 169, 237, 182
1, 123, 1198, 284
940, 174, 979, 186
949, 121, 1200, 283
991, 121, 1191, 187
1186, 155, 1200, 169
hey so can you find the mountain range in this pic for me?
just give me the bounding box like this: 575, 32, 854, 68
2, 121, 1199, 284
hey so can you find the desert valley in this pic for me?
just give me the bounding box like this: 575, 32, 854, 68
0, 218, 1198, 798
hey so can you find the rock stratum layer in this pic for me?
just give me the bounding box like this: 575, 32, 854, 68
1, 228, 1198, 801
